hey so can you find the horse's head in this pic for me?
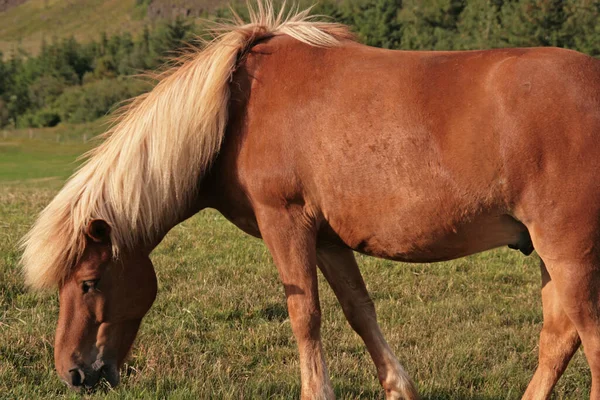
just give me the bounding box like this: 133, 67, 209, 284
54, 219, 157, 390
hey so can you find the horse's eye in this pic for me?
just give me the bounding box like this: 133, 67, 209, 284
82, 279, 99, 294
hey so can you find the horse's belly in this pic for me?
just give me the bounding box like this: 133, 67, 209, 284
329, 213, 528, 263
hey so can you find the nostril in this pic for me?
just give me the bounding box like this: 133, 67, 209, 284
68, 368, 85, 387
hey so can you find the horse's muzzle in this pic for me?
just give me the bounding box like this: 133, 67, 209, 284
68, 367, 85, 387
63, 363, 119, 391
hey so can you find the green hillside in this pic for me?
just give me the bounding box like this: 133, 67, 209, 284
0, 0, 148, 54
0, 0, 235, 55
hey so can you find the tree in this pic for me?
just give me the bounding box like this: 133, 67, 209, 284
500, 0, 569, 47
0, 51, 6, 97
399, 0, 466, 50
562, 0, 600, 57
5, 50, 31, 126
343, 0, 402, 49
456, 0, 505, 49
152, 17, 195, 58
28, 75, 66, 109
92, 56, 118, 80
0, 98, 9, 128
61, 36, 94, 82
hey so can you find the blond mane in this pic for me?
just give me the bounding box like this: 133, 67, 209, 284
21, 2, 352, 289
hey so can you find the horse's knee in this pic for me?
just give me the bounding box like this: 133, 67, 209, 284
540, 320, 579, 347
287, 303, 323, 340
538, 320, 580, 370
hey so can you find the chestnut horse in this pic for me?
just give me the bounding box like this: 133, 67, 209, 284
21, 3, 600, 399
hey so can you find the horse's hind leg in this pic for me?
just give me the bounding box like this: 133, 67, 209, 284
522, 260, 580, 400
538, 253, 600, 399
317, 246, 418, 400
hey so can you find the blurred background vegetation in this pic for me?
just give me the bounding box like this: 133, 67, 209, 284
0, 0, 599, 130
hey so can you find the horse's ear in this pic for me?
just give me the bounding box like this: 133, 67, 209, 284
86, 219, 111, 244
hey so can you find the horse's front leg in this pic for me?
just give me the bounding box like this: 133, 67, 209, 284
257, 207, 334, 400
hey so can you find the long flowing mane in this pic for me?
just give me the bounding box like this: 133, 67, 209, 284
21, 2, 353, 289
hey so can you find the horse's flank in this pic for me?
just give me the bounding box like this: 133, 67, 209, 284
207, 36, 600, 265
20, 3, 353, 289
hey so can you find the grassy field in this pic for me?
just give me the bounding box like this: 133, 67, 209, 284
0, 0, 148, 55
0, 0, 233, 55
0, 128, 592, 399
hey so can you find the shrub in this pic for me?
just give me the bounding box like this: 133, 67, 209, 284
0, 99, 9, 128
33, 109, 61, 127
53, 78, 151, 123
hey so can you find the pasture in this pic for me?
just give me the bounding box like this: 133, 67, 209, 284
0, 130, 591, 398
0, 0, 146, 55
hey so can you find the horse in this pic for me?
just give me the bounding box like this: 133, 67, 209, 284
20, 2, 600, 399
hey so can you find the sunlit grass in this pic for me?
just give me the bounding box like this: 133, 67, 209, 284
0, 132, 591, 399
0, 0, 146, 55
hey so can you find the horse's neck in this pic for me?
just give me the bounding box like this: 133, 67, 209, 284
148, 188, 210, 252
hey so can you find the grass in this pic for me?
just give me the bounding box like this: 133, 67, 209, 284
0, 121, 106, 183
0, 126, 592, 399
0, 0, 235, 55
0, 0, 147, 55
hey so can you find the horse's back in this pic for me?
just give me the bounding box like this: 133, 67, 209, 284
214, 35, 600, 262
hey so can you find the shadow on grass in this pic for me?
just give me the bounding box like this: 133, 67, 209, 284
422, 392, 508, 400
335, 385, 511, 400
259, 302, 288, 322
334, 385, 384, 399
